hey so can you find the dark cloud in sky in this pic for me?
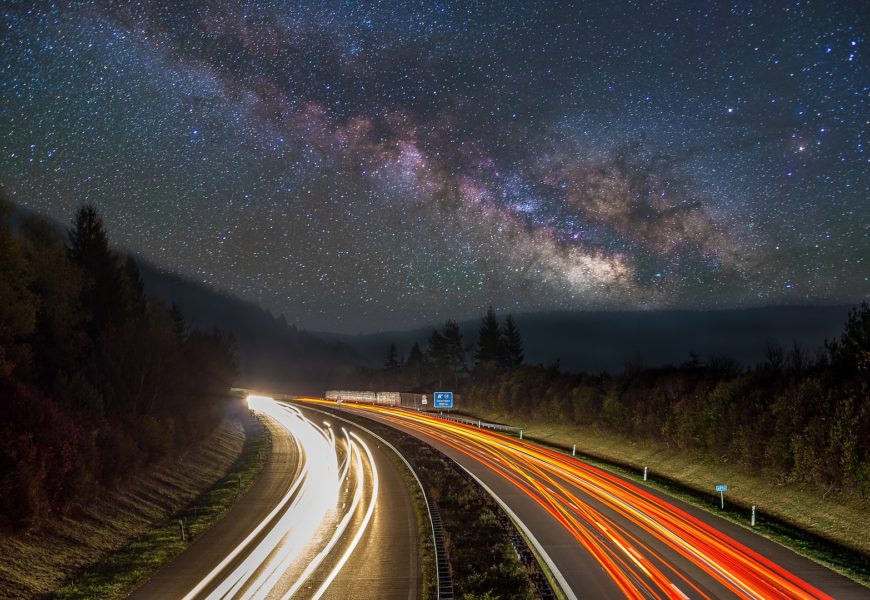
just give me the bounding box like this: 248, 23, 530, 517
1, 1, 866, 331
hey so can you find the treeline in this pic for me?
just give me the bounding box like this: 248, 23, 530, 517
0, 201, 237, 530
369, 303, 870, 496
465, 304, 870, 496
361, 307, 525, 390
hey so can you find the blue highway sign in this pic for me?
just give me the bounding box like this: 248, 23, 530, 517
715, 484, 728, 492
434, 391, 454, 408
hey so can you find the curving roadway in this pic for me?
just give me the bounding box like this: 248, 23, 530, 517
305, 400, 867, 600
133, 397, 419, 600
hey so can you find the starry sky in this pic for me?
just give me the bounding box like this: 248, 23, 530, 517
1, 1, 867, 332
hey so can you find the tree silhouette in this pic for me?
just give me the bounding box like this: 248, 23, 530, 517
827, 301, 870, 377
67, 205, 133, 330
405, 342, 426, 387
475, 306, 501, 367
0, 201, 36, 377
385, 342, 401, 370
501, 313, 524, 368
442, 319, 466, 387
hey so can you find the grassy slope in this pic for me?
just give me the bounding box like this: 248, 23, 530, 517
0, 409, 265, 599
56, 411, 269, 599
471, 408, 870, 584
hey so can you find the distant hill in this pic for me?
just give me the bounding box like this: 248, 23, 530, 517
6, 203, 853, 385
326, 306, 853, 374
135, 263, 362, 393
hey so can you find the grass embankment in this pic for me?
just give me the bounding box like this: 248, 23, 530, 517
331, 410, 544, 600
463, 408, 870, 586
53, 409, 270, 599
0, 405, 269, 600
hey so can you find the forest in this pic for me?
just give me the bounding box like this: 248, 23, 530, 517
369, 304, 870, 496
0, 200, 237, 530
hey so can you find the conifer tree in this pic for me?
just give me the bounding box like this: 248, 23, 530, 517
385, 342, 401, 370
501, 313, 524, 368
475, 306, 501, 367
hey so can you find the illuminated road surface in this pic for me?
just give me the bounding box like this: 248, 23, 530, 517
134, 397, 418, 599
305, 400, 867, 600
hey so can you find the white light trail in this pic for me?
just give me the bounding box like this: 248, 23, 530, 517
185, 396, 379, 600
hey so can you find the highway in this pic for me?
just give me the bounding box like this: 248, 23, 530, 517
134, 397, 419, 599
303, 400, 867, 600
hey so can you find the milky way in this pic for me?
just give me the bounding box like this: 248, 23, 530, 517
1, 1, 867, 331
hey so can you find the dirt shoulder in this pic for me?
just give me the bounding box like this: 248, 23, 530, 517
0, 413, 250, 599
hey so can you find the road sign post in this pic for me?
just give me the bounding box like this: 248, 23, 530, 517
751, 505, 756, 526
643, 466, 648, 481
715, 484, 728, 509
433, 391, 453, 409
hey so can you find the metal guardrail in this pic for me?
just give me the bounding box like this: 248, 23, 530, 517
295, 403, 449, 599
428, 501, 454, 599
431, 412, 523, 434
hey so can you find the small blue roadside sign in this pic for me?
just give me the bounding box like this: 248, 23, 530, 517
434, 391, 453, 408
715, 483, 728, 508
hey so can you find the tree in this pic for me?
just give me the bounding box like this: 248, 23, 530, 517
427, 329, 448, 387
501, 313, 524, 368
67, 205, 131, 331
442, 320, 466, 387
20, 215, 88, 386
404, 342, 426, 387
827, 302, 870, 377
475, 306, 502, 368
170, 302, 187, 341
0, 202, 36, 377
124, 256, 147, 316
385, 342, 401, 370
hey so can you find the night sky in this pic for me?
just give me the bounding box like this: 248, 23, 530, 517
2, 1, 867, 332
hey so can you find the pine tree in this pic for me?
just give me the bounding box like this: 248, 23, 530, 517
67, 205, 129, 330
502, 313, 524, 368
442, 319, 466, 386
170, 302, 187, 341
827, 301, 870, 376
475, 306, 501, 367
427, 329, 448, 387
385, 342, 400, 370
405, 342, 426, 387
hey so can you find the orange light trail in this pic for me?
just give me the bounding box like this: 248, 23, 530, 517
300, 399, 833, 600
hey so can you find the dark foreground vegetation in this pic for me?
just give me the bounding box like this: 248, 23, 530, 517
56, 411, 268, 599
0, 200, 237, 531
369, 303, 870, 498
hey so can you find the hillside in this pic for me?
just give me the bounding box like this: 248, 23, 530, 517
137, 264, 360, 393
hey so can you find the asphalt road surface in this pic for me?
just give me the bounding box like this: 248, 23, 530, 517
132, 398, 419, 599
311, 401, 867, 600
